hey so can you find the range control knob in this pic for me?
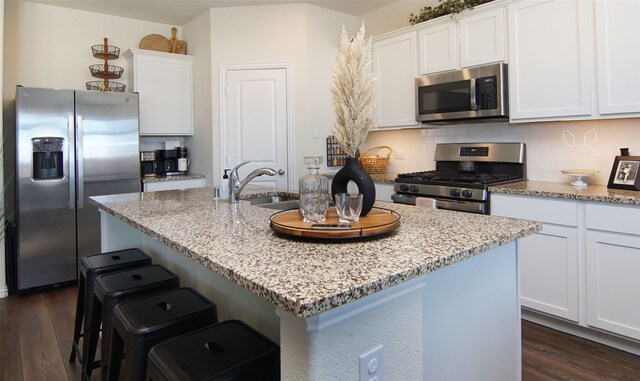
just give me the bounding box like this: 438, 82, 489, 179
450, 189, 461, 197
399, 184, 409, 192
462, 190, 473, 198
409, 185, 419, 192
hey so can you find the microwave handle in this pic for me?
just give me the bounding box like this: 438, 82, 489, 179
470, 79, 477, 111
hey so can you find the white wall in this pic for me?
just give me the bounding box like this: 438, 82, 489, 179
183, 12, 213, 186
208, 4, 358, 183
3, 1, 179, 96
361, 0, 437, 36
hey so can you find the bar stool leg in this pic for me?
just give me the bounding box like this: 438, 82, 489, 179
107, 328, 124, 381
69, 274, 86, 363
82, 294, 102, 381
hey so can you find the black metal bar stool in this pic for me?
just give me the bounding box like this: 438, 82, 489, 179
107, 287, 218, 381
147, 320, 280, 381
69, 248, 151, 365
81, 265, 181, 381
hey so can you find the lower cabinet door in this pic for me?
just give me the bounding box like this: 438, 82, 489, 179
586, 231, 640, 340
519, 223, 579, 322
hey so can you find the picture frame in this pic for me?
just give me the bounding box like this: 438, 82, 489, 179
607, 156, 640, 190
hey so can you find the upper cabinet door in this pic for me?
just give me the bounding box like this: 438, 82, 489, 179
418, 21, 458, 74
372, 31, 419, 129
126, 49, 194, 136
508, 0, 592, 121
595, 0, 640, 116
459, 8, 506, 68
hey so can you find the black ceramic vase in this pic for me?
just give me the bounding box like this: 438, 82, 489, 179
331, 157, 376, 216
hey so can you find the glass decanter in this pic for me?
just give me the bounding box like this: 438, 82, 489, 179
299, 156, 329, 223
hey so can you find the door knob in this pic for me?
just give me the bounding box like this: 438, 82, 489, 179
278, 169, 285, 175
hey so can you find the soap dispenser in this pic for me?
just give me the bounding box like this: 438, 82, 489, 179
219, 169, 230, 198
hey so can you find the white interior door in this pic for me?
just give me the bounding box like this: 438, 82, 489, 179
223, 66, 290, 189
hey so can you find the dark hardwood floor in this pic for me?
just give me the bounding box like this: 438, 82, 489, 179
2, 285, 640, 381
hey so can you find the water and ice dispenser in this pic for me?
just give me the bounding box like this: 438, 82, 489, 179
32, 137, 64, 180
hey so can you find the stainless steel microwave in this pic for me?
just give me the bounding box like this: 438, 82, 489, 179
416, 62, 508, 124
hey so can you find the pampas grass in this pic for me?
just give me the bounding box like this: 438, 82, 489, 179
330, 24, 377, 158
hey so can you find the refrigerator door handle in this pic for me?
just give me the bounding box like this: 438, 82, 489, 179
77, 114, 84, 209
68, 116, 76, 210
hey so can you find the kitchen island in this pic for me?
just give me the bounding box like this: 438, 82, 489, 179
91, 187, 540, 380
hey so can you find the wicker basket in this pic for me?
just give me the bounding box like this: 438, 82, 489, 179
359, 146, 392, 174
85, 81, 126, 92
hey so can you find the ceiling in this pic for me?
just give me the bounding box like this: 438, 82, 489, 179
20, 0, 399, 25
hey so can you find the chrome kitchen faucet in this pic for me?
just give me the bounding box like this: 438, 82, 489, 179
229, 161, 277, 203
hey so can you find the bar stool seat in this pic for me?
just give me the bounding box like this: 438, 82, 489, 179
81, 264, 180, 381
108, 287, 218, 381
147, 320, 280, 381
69, 248, 151, 365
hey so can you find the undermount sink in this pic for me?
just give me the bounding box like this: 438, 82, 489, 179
247, 194, 299, 210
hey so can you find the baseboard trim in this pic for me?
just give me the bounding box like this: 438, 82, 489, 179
522, 309, 640, 356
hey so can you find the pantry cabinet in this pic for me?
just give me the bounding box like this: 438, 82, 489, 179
125, 49, 194, 136
508, 0, 592, 121
372, 31, 419, 129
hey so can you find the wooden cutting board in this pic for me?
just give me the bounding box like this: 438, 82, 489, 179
270, 207, 400, 239
139, 34, 171, 52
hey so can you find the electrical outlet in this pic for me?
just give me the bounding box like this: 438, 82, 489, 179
359, 344, 383, 381
395, 151, 405, 160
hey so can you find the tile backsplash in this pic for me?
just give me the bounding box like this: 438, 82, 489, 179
362, 118, 640, 185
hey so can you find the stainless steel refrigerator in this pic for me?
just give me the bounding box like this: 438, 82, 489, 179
10, 86, 140, 292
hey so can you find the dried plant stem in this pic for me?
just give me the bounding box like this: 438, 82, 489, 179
330, 24, 377, 158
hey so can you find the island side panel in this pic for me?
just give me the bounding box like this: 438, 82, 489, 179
423, 242, 521, 381
99, 211, 281, 343
278, 283, 424, 380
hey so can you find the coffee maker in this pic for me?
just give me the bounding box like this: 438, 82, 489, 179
153, 147, 189, 176
140, 151, 157, 177
156, 149, 179, 176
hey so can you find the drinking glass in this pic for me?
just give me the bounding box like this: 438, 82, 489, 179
334, 193, 363, 223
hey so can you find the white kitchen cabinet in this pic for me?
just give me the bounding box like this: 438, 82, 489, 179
417, 20, 458, 75
491, 194, 579, 321
143, 178, 205, 192
594, 0, 640, 116
372, 31, 419, 129
458, 7, 506, 68
125, 49, 194, 136
375, 183, 394, 202
417, 1, 506, 74
492, 192, 640, 347
508, 0, 592, 121
585, 203, 640, 340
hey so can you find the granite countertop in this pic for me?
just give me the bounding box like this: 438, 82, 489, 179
142, 173, 205, 183
490, 180, 640, 205
91, 186, 540, 318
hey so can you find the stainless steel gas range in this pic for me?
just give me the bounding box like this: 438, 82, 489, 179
391, 142, 526, 214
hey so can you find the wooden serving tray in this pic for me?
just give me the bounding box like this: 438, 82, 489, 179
270, 207, 400, 240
